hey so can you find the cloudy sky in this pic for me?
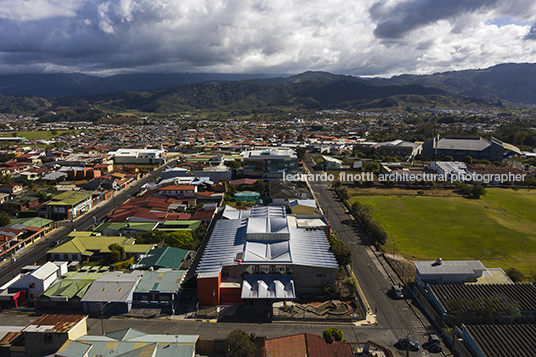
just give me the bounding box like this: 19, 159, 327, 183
1, 0, 536, 77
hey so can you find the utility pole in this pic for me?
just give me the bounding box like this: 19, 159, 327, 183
11, 256, 16, 277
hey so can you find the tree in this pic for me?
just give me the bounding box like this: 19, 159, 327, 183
322, 327, 343, 342
225, 330, 256, 357
442, 155, 454, 161
0, 211, 11, 227
165, 230, 195, 250
107, 243, 126, 264
471, 185, 486, 199
252, 179, 266, 193
192, 223, 208, 241
136, 230, 167, 244
225, 160, 241, 170
296, 147, 306, 160
330, 245, 352, 267
463, 155, 473, 164
505, 267, 524, 283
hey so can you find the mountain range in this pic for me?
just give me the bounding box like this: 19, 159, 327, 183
0, 63, 535, 117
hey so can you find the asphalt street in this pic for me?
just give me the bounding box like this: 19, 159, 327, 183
302, 157, 442, 355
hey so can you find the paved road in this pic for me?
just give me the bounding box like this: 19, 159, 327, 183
0, 160, 176, 287
302, 157, 441, 356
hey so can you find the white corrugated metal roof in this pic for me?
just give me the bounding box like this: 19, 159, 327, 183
414, 260, 487, 275
80, 271, 144, 303
31, 262, 59, 280
196, 209, 338, 275
241, 275, 295, 299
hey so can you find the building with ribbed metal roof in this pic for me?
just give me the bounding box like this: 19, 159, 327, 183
63, 328, 198, 357
422, 136, 521, 162
196, 205, 338, 306
461, 324, 536, 357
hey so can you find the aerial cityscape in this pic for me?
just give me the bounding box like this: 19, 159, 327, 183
1, 1, 536, 357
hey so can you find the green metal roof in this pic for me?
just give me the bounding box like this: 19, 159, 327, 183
48, 236, 152, 255
123, 245, 154, 253
48, 191, 93, 207
51, 190, 80, 200
42, 272, 105, 298
132, 247, 189, 270
11, 217, 53, 228
94, 222, 158, 233
134, 269, 185, 293
160, 220, 201, 230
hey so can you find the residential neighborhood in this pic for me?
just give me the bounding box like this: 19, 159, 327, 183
0, 111, 535, 357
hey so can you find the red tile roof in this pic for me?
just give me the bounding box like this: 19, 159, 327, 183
264, 333, 353, 357
159, 185, 195, 191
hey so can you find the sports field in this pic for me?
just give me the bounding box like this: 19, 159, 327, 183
349, 188, 536, 274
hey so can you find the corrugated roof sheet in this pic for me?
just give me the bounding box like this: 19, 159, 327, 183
463, 324, 536, 357
414, 260, 487, 275
31, 261, 59, 280
22, 314, 87, 334
242, 275, 295, 299
431, 284, 536, 312
75, 329, 198, 357
132, 247, 189, 270
436, 137, 491, 151
55, 339, 93, 357
196, 211, 337, 275
80, 271, 144, 303
134, 269, 185, 293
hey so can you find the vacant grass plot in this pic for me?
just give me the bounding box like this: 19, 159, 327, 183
349, 188, 536, 274
2, 130, 88, 140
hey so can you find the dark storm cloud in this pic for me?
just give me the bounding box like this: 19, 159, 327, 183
0, 0, 534, 77
526, 22, 536, 40
370, 0, 499, 39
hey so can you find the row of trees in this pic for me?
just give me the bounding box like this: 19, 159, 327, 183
350, 201, 388, 246
329, 234, 352, 267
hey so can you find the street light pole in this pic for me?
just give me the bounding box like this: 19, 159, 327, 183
11, 256, 16, 277
100, 301, 111, 335
100, 301, 105, 335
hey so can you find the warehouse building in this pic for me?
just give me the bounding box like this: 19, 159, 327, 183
196, 206, 338, 306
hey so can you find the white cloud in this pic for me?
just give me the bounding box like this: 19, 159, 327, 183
0, 0, 81, 21
0, 0, 534, 77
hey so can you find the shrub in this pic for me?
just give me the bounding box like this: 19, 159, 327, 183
322, 327, 343, 341
505, 267, 524, 283
345, 277, 358, 290
321, 284, 338, 296
225, 330, 256, 357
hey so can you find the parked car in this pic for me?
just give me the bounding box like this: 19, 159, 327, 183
424, 334, 442, 353
390, 285, 403, 299
398, 338, 421, 351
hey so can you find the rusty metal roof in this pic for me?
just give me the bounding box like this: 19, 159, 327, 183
22, 314, 88, 334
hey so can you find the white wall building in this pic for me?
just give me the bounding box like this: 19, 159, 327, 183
112, 149, 167, 165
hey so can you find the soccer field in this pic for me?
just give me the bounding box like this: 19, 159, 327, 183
349, 188, 536, 274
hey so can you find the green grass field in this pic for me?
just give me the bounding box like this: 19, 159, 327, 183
349, 188, 536, 274
2, 130, 90, 140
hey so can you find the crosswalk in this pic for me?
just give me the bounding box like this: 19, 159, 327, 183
409, 320, 429, 340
